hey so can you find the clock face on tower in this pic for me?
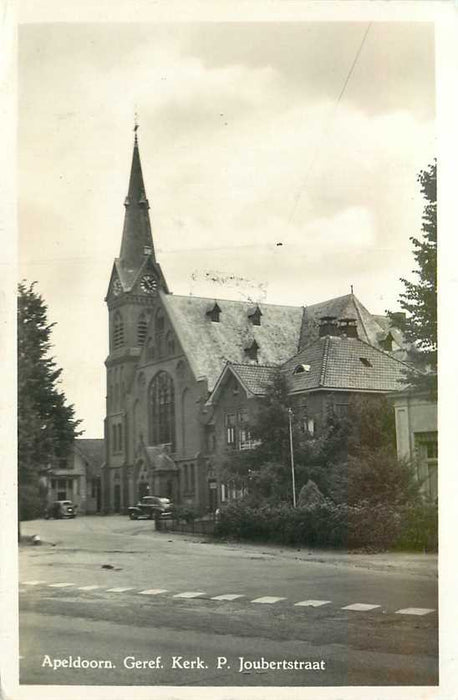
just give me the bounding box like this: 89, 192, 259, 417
112, 279, 122, 296
140, 275, 158, 294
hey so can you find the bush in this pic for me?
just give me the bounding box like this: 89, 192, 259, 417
172, 504, 199, 523
214, 500, 437, 552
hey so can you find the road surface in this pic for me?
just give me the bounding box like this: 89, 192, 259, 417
18, 515, 438, 687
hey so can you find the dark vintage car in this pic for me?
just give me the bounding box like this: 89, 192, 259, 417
127, 496, 173, 520
45, 500, 77, 519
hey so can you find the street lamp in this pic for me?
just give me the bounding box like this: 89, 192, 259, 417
288, 408, 297, 508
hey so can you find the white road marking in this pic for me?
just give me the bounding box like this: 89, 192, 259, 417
139, 589, 168, 596
22, 581, 45, 586
251, 596, 286, 604
342, 603, 380, 611
173, 591, 205, 599
211, 594, 245, 601
48, 583, 75, 588
106, 587, 134, 593
78, 585, 101, 591
395, 607, 435, 616
295, 599, 332, 607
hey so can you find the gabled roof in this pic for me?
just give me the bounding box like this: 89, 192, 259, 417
75, 439, 104, 477
207, 362, 278, 404
283, 335, 412, 393
144, 445, 178, 472
162, 294, 303, 391
298, 294, 402, 351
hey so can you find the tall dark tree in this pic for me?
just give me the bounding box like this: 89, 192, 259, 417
18, 282, 81, 521
389, 161, 437, 394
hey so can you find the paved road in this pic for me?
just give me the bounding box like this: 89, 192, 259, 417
18, 516, 438, 688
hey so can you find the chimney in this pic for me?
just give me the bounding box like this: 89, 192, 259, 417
318, 316, 339, 337
338, 317, 358, 338
390, 312, 406, 330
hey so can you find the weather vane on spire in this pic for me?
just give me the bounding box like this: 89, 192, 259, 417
134, 111, 139, 134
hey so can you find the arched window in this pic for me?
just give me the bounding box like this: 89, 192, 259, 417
166, 331, 176, 356
112, 424, 117, 453
137, 312, 148, 346
113, 312, 124, 349
155, 309, 165, 334
146, 339, 156, 361
155, 309, 165, 357
118, 424, 123, 451
149, 371, 175, 449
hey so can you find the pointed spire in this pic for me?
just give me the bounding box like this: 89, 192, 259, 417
119, 130, 155, 271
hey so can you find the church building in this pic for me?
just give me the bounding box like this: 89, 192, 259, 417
102, 135, 411, 514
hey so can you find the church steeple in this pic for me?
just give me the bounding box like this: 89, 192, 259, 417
119, 132, 156, 272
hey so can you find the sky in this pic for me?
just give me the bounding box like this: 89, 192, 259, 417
18, 21, 436, 437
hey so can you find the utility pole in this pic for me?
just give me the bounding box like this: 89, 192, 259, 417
288, 407, 297, 508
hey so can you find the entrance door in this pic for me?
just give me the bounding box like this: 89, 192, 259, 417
114, 484, 121, 513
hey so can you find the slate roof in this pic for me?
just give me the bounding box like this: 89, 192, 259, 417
162, 293, 303, 391
229, 363, 278, 396
144, 446, 178, 471
283, 336, 412, 393
298, 294, 402, 351
75, 439, 104, 478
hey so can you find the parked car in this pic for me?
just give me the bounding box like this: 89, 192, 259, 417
127, 496, 173, 520
44, 500, 77, 519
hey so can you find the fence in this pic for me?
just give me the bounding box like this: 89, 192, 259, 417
156, 517, 216, 536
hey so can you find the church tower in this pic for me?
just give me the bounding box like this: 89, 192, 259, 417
103, 132, 168, 512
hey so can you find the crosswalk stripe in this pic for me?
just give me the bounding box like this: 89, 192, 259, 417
78, 585, 101, 591
295, 599, 331, 607
342, 603, 380, 611
395, 607, 435, 616
23, 580, 434, 617
173, 591, 205, 599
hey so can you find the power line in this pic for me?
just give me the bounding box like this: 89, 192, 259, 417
288, 22, 372, 226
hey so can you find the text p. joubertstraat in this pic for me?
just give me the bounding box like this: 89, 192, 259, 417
237, 657, 326, 672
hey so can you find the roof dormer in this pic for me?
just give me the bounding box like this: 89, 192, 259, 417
248, 305, 262, 326
244, 339, 259, 362
206, 302, 222, 323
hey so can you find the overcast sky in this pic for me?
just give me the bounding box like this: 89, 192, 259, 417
19, 21, 435, 437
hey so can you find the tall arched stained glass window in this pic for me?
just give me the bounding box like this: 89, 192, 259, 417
149, 371, 175, 449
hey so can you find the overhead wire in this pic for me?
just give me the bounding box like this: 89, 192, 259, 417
287, 22, 372, 227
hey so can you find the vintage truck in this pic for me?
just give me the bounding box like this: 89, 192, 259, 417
127, 495, 173, 520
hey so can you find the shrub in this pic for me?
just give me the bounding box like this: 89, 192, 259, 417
214, 500, 437, 552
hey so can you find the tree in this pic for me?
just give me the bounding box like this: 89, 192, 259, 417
389, 161, 437, 394
18, 282, 81, 522
222, 376, 419, 508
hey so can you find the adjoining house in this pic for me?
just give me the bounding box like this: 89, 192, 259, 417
392, 388, 438, 501
101, 134, 413, 514
204, 316, 414, 505
45, 439, 104, 514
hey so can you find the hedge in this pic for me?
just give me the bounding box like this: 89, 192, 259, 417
214, 500, 437, 552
